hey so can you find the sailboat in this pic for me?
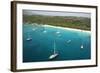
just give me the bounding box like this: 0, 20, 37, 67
43, 30, 47, 33
80, 30, 84, 49
32, 28, 36, 31
26, 37, 32, 41
26, 33, 32, 41
67, 40, 71, 43
42, 24, 47, 33
81, 45, 83, 49
49, 40, 58, 60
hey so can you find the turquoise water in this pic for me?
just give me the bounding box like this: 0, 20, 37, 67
23, 23, 91, 62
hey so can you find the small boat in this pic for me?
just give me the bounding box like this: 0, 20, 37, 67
49, 53, 58, 60
32, 28, 36, 31
26, 38, 32, 41
56, 31, 60, 34
67, 40, 71, 43
43, 30, 47, 33
49, 40, 58, 60
26, 33, 32, 41
80, 30, 84, 49
81, 45, 84, 49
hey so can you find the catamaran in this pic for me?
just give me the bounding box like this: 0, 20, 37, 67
49, 40, 58, 60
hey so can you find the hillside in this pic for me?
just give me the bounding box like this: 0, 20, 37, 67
23, 15, 91, 30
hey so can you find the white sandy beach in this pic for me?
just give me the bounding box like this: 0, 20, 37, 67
44, 25, 91, 33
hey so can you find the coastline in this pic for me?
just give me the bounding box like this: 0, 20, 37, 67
44, 25, 91, 33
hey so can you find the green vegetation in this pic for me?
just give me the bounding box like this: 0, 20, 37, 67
23, 15, 91, 30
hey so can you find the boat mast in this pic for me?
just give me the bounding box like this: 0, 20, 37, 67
54, 40, 56, 54
81, 30, 83, 49
28, 32, 30, 38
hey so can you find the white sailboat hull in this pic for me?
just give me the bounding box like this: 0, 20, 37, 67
81, 45, 83, 49
26, 38, 32, 41
49, 53, 58, 60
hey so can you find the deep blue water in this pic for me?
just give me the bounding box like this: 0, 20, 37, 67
23, 23, 91, 62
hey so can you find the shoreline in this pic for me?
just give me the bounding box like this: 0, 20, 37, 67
44, 25, 91, 33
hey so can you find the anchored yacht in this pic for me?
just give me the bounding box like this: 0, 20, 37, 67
49, 40, 58, 60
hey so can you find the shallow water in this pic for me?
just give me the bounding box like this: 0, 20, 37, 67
23, 23, 91, 62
